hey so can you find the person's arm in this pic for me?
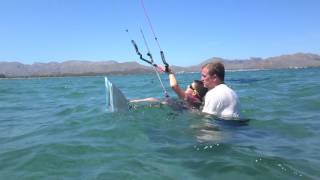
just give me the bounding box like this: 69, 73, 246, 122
130, 97, 160, 103
168, 72, 186, 99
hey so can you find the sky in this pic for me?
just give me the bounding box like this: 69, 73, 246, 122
0, 0, 319, 66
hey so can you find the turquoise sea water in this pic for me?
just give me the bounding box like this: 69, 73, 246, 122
1, 68, 320, 179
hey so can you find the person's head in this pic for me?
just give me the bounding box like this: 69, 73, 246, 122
201, 61, 225, 89
185, 80, 208, 101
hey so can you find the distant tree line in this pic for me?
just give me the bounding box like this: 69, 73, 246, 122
0, 74, 6, 78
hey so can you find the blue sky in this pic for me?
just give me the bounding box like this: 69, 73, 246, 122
0, 0, 319, 66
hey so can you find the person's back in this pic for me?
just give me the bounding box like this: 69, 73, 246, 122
202, 84, 240, 118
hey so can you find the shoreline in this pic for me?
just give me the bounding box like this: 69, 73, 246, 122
0, 67, 318, 80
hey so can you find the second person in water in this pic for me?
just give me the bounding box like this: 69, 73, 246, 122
167, 69, 207, 109
130, 69, 207, 110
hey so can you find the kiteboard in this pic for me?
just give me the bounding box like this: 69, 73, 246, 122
104, 77, 129, 112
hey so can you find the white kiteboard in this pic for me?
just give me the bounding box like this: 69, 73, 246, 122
104, 77, 129, 112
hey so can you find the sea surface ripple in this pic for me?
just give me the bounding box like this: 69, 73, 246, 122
1, 68, 320, 179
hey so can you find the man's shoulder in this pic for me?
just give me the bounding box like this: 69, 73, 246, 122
217, 83, 230, 89
207, 84, 237, 98
209, 84, 231, 93
217, 84, 236, 92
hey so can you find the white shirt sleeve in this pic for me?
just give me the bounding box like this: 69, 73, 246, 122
202, 90, 223, 115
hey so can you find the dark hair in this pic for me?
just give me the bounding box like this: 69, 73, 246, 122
192, 80, 208, 101
202, 61, 225, 82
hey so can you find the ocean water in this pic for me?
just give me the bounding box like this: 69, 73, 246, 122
1, 68, 320, 179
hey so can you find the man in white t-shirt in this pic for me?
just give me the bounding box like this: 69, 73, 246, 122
201, 62, 241, 118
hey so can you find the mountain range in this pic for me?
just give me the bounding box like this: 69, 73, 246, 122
1, 53, 320, 78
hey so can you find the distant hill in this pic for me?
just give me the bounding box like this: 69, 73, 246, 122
184, 53, 320, 72
1, 53, 320, 78
0, 60, 153, 78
